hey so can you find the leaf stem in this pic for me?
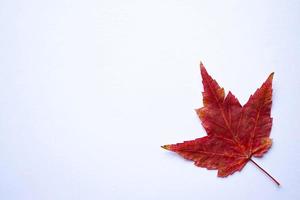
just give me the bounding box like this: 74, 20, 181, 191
250, 158, 280, 186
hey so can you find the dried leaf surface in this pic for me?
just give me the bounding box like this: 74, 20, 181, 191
162, 63, 274, 177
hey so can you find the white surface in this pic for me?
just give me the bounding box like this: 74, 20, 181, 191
0, 0, 300, 199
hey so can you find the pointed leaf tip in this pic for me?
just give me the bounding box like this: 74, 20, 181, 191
268, 72, 274, 80
161, 145, 171, 150
200, 62, 205, 70
200, 63, 208, 77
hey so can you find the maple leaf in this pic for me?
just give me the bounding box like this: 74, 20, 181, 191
162, 63, 280, 186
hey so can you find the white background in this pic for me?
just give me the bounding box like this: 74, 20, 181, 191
0, 0, 300, 199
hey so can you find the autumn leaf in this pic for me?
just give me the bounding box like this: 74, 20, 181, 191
162, 63, 279, 186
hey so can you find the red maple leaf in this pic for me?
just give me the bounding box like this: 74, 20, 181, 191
162, 63, 280, 186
